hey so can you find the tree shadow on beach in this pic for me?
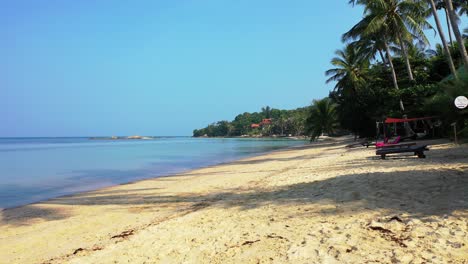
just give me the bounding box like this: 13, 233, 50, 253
3, 165, 466, 226
0, 204, 71, 225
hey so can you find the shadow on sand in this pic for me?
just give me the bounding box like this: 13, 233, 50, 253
3, 165, 466, 226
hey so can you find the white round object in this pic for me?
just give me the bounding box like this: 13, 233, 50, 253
454, 96, 468, 109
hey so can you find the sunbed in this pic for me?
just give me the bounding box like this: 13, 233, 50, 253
376, 144, 429, 159
375, 142, 416, 149
375, 136, 401, 148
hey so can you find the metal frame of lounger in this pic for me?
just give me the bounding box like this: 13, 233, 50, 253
376, 145, 429, 159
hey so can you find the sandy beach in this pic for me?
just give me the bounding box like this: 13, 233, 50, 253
1, 137, 467, 263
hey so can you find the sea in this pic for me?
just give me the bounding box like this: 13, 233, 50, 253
0, 137, 306, 209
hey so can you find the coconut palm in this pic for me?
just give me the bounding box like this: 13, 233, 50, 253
349, 0, 433, 82
343, 14, 407, 111
261, 106, 272, 119
428, 0, 459, 79
343, 18, 390, 64
444, 0, 468, 72
305, 98, 338, 141
325, 44, 370, 96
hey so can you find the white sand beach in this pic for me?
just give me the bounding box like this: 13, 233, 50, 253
1, 137, 467, 263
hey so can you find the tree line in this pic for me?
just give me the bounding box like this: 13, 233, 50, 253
193, 106, 309, 137
194, 0, 468, 141
315, 0, 468, 140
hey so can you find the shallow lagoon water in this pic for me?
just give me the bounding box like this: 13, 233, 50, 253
0, 137, 305, 208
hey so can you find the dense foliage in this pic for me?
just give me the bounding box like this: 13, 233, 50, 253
194, 0, 468, 141
305, 98, 339, 140
326, 0, 468, 139
193, 107, 309, 137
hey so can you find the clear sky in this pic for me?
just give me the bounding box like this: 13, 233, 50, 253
2, 1, 466, 136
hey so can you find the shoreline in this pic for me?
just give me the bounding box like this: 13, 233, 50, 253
0, 140, 310, 211
1, 137, 466, 263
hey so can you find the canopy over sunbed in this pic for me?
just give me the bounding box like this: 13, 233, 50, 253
384, 117, 436, 124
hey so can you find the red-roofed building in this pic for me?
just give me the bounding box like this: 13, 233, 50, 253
251, 118, 273, 129
260, 118, 272, 125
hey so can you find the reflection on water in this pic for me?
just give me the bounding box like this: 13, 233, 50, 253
0, 137, 305, 208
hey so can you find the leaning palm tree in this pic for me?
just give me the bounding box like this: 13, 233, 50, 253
325, 44, 370, 96
350, 0, 433, 82
428, 0, 459, 79
444, 0, 468, 72
305, 98, 338, 141
343, 16, 405, 111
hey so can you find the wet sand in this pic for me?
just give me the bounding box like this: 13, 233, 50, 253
1, 137, 467, 263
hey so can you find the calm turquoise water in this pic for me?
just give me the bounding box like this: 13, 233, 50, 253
0, 137, 305, 209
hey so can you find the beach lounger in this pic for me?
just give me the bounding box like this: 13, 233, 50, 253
375, 136, 401, 148
376, 144, 429, 159
376, 142, 416, 149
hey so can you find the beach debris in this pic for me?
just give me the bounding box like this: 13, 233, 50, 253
227, 239, 262, 248
241, 239, 260, 246
346, 246, 357, 253
388, 215, 403, 222
266, 233, 289, 241
368, 224, 393, 233
367, 216, 412, 248
43, 244, 105, 263
71, 245, 103, 255
111, 229, 134, 239
72, 248, 84, 255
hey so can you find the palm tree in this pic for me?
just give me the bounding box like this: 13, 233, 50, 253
305, 98, 338, 141
436, 0, 467, 44
325, 44, 370, 96
261, 106, 272, 119
428, 0, 459, 79
343, 16, 405, 111
444, 0, 468, 72
435, 0, 455, 45
350, 0, 433, 82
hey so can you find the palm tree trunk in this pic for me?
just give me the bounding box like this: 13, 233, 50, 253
384, 41, 405, 112
396, 31, 415, 82
445, 8, 454, 45
444, 0, 468, 72
378, 49, 386, 64
429, 0, 458, 79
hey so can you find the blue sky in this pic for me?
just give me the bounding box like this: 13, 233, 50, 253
1, 1, 466, 136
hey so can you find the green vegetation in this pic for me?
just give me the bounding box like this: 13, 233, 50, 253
193, 107, 309, 137
326, 0, 468, 139
194, 0, 468, 141
305, 98, 338, 141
